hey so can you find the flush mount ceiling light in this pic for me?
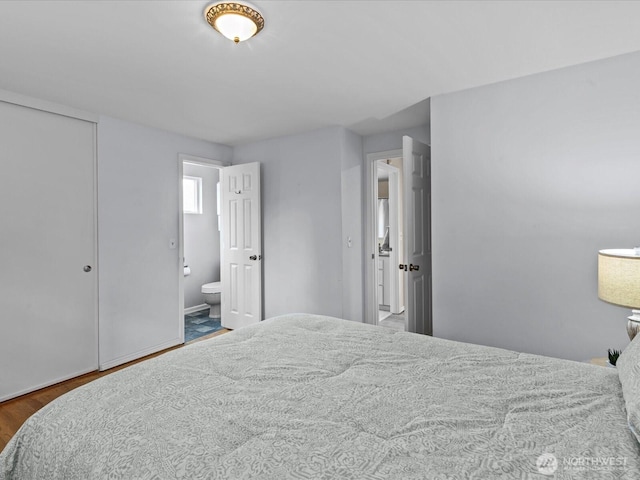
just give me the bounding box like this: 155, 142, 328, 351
204, 1, 264, 44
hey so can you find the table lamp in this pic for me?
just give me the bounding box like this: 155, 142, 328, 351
598, 248, 640, 340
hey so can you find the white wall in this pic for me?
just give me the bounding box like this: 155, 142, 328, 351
363, 124, 430, 155
340, 128, 364, 321
98, 115, 231, 369
431, 51, 640, 361
233, 126, 364, 321
183, 163, 220, 309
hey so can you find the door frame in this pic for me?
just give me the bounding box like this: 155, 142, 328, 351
178, 154, 229, 343
364, 149, 402, 326
376, 161, 402, 315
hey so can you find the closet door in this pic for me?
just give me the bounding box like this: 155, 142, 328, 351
0, 100, 97, 401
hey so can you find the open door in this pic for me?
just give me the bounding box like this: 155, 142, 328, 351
220, 162, 262, 329
402, 136, 432, 335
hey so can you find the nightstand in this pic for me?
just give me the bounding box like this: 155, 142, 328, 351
589, 357, 612, 367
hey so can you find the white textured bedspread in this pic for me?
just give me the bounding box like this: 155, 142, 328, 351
1, 314, 639, 479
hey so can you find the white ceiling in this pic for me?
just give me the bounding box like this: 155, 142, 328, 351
1, 1, 640, 146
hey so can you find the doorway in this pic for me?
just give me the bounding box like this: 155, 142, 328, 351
178, 154, 227, 343
364, 137, 432, 335
376, 158, 406, 332
178, 157, 263, 341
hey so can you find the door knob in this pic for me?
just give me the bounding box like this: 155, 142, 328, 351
83, 265, 92, 272
409, 264, 420, 271
399, 264, 407, 271
249, 255, 257, 260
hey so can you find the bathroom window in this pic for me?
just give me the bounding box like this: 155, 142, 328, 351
183, 176, 203, 214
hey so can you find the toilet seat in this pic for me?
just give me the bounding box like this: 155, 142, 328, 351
201, 282, 221, 294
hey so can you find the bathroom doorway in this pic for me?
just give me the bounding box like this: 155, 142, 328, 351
178, 154, 228, 343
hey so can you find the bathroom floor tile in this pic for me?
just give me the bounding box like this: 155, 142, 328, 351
185, 310, 223, 342
195, 326, 215, 333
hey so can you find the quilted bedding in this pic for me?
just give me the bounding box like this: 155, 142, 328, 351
1, 313, 639, 479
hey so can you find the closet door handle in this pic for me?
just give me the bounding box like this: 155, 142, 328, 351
399, 264, 407, 271
409, 264, 420, 272
249, 255, 257, 261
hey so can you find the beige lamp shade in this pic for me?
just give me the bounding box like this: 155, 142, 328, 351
598, 249, 640, 308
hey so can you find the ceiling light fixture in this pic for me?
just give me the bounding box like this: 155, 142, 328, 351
204, 1, 264, 44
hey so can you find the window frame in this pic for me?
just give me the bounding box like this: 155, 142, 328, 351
183, 175, 203, 215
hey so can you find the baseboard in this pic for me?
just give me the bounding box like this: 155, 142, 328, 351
99, 337, 182, 371
0, 365, 98, 403
185, 304, 208, 315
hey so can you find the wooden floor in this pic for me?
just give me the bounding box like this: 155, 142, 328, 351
0, 329, 229, 453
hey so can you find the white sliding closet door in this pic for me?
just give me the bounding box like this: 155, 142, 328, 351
0, 100, 97, 402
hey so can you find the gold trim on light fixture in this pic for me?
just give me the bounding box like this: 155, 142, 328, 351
204, 2, 264, 44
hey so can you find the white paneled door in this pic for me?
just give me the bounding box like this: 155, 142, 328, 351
0, 100, 97, 402
220, 163, 262, 329
403, 136, 432, 335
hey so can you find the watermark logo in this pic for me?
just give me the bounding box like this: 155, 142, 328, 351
536, 453, 627, 475
536, 453, 558, 475
563, 456, 627, 471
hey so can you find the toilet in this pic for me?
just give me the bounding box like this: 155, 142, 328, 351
201, 281, 221, 318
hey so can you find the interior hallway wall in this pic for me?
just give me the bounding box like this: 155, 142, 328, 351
233, 126, 364, 321
363, 124, 430, 155
340, 128, 365, 322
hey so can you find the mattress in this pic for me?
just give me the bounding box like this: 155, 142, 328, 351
1, 313, 639, 479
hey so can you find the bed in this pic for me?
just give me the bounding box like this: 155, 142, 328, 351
2, 313, 640, 479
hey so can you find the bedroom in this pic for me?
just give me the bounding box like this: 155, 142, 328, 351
2, 1, 640, 478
